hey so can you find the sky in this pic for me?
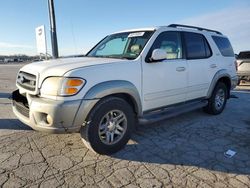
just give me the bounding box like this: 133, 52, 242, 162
0, 0, 250, 56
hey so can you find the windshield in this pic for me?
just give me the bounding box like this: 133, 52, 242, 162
87, 31, 154, 60
238, 51, 250, 59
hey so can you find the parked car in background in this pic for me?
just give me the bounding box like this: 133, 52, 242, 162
237, 51, 250, 85
4, 58, 14, 63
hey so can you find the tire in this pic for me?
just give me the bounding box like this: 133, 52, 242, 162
203, 82, 228, 115
80, 97, 135, 155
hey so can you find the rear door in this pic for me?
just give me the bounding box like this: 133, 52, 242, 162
183, 32, 212, 100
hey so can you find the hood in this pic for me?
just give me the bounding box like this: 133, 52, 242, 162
19, 57, 125, 86
20, 57, 123, 76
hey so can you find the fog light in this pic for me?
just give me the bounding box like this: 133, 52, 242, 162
46, 115, 53, 125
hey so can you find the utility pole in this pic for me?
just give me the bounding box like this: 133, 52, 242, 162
48, 0, 59, 58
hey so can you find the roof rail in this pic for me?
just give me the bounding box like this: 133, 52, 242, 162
168, 24, 222, 35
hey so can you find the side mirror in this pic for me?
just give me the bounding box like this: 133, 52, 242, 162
150, 49, 166, 62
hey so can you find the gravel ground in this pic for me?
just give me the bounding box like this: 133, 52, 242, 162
0, 64, 250, 187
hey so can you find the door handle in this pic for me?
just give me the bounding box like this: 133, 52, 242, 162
176, 67, 186, 72
210, 64, 217, 68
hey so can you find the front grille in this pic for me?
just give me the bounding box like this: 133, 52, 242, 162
12, 90, 30, 118
17, 71, 36, 91
13, 100, 30, 118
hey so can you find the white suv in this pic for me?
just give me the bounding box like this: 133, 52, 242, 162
12, 24, 237, 154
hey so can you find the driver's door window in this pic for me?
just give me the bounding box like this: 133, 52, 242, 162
149, 31, 183, 60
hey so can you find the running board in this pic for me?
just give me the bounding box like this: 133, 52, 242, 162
139, 100, 208, 125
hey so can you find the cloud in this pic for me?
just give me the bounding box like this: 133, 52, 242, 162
0, 42, 33, 49
178, 6, 250, 53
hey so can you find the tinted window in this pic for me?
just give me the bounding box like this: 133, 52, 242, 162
148, 31, 183, 60
184, 32, 211, 59
212, 36, 234, 57
204, 39, 212, 57
238, 51, 250, 59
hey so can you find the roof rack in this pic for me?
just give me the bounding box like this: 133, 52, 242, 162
168, 24, 222, 35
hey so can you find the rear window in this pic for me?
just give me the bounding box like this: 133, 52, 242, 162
238, 51, 250, 59
212, 36, 234, 57
184, 32, 212, 59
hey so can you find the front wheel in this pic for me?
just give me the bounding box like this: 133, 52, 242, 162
80, 97, 135, 155
203, 82, 228, 115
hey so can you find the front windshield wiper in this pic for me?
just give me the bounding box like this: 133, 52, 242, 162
87, 55, 135, 60
120, 56, 136, 60
105, 56, 135, 60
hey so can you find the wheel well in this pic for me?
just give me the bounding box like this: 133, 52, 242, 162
217, 77, 231, 98
105, 93, 139, 115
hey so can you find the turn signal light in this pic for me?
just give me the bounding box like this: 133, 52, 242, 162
65, 87, 78, 95
67, 79, 83, 86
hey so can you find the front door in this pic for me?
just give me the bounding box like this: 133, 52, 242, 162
142, 31, 188, 111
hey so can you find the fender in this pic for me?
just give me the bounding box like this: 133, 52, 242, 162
73, 81, 142, 128
206, 69, 231, 98
84, 80, 142, 115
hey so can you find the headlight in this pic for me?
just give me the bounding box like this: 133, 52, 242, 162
40, 77, 86, 96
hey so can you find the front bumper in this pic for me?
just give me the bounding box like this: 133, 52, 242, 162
12, 90, 99, 133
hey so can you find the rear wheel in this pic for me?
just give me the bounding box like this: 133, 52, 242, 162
80, 97, 135, 155
204, 82, 228, 115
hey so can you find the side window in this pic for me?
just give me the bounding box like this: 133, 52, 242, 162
212, 36, 234, 57
238, 51, 250, 59
184, 32, 212, 59
148, 31, 183, 60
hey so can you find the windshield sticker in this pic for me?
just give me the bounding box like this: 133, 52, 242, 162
128, 32, 145, 38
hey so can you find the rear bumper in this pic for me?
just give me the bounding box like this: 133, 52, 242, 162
12, 90, 99, 134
